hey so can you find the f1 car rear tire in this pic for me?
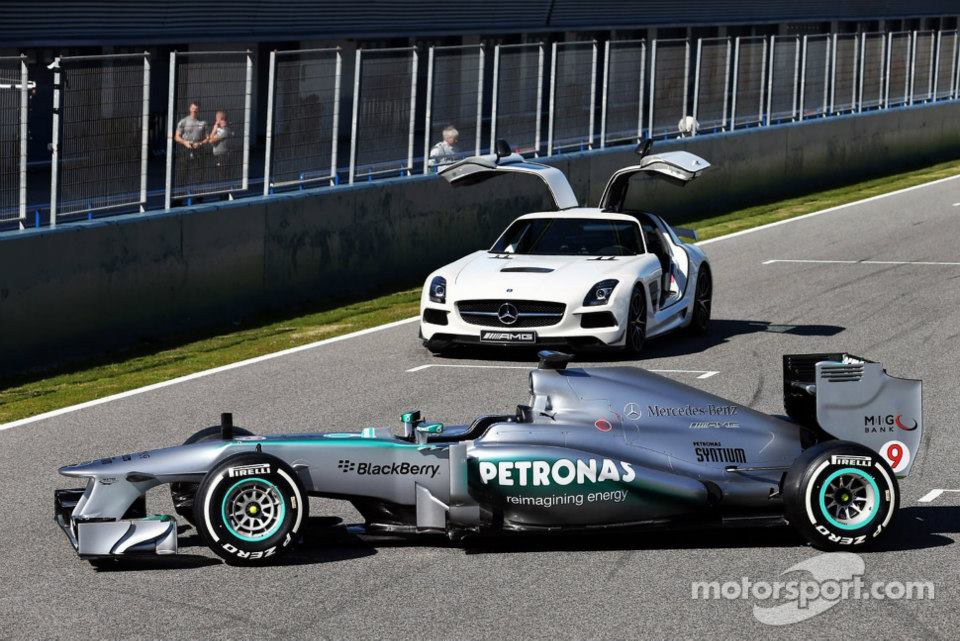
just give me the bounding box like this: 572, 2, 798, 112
171, 425, 253, 527
194, 452, 308, 565
687, 265, 712, 335
623, 284, 648, 356
783, 441, 898, 551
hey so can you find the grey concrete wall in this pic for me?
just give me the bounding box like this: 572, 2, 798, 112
3, 102, 960, 376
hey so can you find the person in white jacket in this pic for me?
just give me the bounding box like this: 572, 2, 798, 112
429, 125, 459, 167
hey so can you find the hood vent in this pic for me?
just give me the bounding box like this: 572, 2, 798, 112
500, 267, 554, 273
587, 256, 618, 261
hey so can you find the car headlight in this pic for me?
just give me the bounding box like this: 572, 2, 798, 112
429, 276, 447, 304
583, 279, 618, 306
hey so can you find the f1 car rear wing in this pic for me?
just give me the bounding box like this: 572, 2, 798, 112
439, 142, 579, 210
783, 353, 922, 476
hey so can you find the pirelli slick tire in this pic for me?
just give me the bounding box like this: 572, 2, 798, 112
194, 452, 308, 565
171, 425, 253, 527
784, 441, 898, 551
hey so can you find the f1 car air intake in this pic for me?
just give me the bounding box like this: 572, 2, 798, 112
55, 351, 921, 566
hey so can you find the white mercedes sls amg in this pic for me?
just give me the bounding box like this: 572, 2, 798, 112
420, 140, 712, 355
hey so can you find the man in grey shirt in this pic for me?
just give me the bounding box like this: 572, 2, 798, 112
174, 101, 208, 191
175, 101, 207, 150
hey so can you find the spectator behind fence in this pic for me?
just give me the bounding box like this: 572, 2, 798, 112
206, 110, 232, 183
429, 126, 459, 167
174, 101, 208, 193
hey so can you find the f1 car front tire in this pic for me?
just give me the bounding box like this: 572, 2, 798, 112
783, 441, 898, 551
171, 425, 253, 527
194, 452, 308, 565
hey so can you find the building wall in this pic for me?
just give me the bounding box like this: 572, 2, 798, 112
1, 102, 958, 375
3, 1, 957, 46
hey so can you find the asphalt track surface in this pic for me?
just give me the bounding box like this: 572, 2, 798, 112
3, 177, 960, 641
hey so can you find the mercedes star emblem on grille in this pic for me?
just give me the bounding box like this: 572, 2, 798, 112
498, 303, 519, 325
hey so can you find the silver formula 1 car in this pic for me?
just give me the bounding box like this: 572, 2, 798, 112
56, 352, 922, 565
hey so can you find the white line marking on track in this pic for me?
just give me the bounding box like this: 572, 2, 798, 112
952, 202, 960, 207
918, 489, 960, 503
406, 363, 720, 378
763, 259, 960, 267
6, 171, 958, 431
697, 172, 960, 246
0, 317, 420, 432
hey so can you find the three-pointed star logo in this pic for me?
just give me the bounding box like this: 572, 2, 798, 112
498, 302, 519, 325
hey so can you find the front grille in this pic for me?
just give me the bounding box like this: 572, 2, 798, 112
457, 299, 566, 328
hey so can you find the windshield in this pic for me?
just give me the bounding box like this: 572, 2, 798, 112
490, 218, 644, 256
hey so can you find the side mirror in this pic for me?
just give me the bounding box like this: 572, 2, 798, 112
494, 139, 512, 160
672, 226, 699, 241
415, 422, 443, 446
634, 138, 653, 159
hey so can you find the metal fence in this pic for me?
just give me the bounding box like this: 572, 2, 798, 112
600, 39, 645, 147
693, 37, 730, 133
934, 30, 958, 99
649, 38, 689, 137
730, 36, 766, 128
491, 43, 544, 156
349, 47, 417, 182
165, 50, 252, 208
50, 53, 149, 224
831, 34, 859, 113
886, 31, 912, 107
548, 40, 597, 154
768, 35, 800, 123
9, 23, 960, 231
264, 48, 341, 193
0, 56, 27, 228
911, 30, 936, 103
800, 35, 830, 119
424, 44, 484, 172
860, 32, 887, 110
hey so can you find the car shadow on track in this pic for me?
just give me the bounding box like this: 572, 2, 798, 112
867, 505, 959, 553
96, 507, 956, 569
462, 526, 806, 555
428, 319, 846, 364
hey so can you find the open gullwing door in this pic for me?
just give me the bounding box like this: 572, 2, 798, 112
438, 144, 579, 211
599, 150, 711, 212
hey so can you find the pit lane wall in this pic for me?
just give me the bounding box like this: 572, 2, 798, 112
2, 102, 959, 375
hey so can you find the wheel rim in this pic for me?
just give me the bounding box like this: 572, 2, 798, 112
818, 468, 879, 530
629, 290, 646, 351
694, 269, 711, 328
220, 477, 285, 542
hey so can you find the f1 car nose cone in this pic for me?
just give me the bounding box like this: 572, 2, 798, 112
498, 303, 519, 325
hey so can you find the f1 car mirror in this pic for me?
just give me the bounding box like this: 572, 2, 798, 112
401, 410, 421, 439
415, 422, 444, 446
